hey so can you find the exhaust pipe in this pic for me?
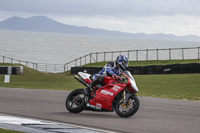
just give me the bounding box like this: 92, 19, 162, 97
86, 103, 101, 110
74, 75, 88, 87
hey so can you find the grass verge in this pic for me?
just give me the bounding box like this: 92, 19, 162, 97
82, 59, 200, 67
0, 62, 200, 101
135, 74, 200, 101
0, 128, 25, 133
0, 69, 82, 91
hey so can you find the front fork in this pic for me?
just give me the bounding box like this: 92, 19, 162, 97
123, 89, 132, 104
123, 90, 126, 101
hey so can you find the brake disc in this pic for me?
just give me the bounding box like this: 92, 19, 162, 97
119, 99, 134, 112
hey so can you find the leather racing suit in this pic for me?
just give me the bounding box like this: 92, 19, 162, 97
85, 62, 122, 95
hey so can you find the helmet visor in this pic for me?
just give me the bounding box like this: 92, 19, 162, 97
122, 60, 128, 68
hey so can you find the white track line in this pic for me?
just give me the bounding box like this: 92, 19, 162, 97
0, 114, 116, 133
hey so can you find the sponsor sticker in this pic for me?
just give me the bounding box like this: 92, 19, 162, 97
96, 103, 102, 108
112, 85, 121, 92
100, 90, 113, 96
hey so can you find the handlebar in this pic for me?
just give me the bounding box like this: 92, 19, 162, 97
112, 75, 126, 83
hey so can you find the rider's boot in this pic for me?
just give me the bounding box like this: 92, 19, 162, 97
84, 80, 97, 96
84, 85, 92, 96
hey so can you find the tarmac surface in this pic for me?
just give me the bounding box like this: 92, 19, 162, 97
0, 87, 200, 133
0, 114, 108, 133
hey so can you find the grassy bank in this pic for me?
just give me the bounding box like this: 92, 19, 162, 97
135, 74, 200, 100
0, 128, 25, 133
0, 65, 82, 91
0, 62, 200, 101
82, 59, 200, 67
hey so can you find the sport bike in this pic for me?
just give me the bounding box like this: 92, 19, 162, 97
65, 70, 139, 117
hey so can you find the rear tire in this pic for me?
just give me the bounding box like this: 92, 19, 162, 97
115, 94, 139, 117
65, 89, 85, 113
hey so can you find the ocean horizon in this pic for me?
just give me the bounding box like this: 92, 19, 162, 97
0, 30, 200, 65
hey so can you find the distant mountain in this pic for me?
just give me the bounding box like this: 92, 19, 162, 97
0, 16, 200, 41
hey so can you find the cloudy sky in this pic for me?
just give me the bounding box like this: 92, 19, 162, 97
0, 0, 200, 36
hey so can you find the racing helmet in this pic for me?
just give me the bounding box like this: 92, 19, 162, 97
116, 54, 129, 70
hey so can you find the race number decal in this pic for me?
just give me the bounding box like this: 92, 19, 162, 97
100, 90, 113, 96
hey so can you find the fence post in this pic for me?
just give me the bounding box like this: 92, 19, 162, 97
90, 53, 92, 63
64, 64, 66, 72
67, 63, 69, 71
64, 63, 68, 71
198, 47, 200, 60
182, 48, 184, 60
26, 62, 28, 66
111, 52, 113, 61
104, 52, 106, 62
136, 50, 138, 61
3, 56, 5, 63
169, 48, 171, 60
96, 52, 98, 62
36, 63, 38, 70
55, 64, 56, 72
80, 57, 82, 66
156, 49, 159, 60
146, 49, 148, 61
11, 58, 13, 64
85, 55, 86, 65
127, 51, 130, 60
75, 59, 77, 66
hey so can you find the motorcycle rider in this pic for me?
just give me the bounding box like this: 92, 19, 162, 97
84, 54, 129, 95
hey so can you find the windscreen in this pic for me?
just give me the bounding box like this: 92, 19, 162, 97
123, 70, 134, 80
123, 70, 139, 92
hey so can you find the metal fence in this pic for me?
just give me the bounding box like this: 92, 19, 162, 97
64, 47, 200, 71
0, 55, 64, 73
1, 47, 200, 73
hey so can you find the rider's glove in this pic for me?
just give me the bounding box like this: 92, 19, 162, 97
112, 74, 121, 80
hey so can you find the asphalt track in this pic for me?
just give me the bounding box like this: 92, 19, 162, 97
0, 87, 200, 133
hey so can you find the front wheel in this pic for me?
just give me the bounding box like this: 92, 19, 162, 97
65, 89, 85, 113
115, 94, 140, 117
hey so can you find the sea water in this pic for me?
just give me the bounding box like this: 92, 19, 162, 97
0, 30, 200, 64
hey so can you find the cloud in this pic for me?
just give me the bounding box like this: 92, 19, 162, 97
50, 14, 200, 36
1, 0, 200, 17
1, 0, 200, 36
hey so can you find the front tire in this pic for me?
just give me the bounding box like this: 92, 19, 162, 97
115, 94, 139, 117
65, 89, 85, 113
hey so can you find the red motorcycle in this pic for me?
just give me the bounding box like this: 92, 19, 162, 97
65, 70, 139, 117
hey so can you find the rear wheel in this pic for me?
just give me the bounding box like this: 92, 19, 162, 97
115, 94, 139, 117
65, 89, 85, 113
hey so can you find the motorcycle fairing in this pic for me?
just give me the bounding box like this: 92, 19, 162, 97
89, 83, 126, 111
122, 71, 139, 93
103, 76, 117, 84
78, 72, 92, 84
